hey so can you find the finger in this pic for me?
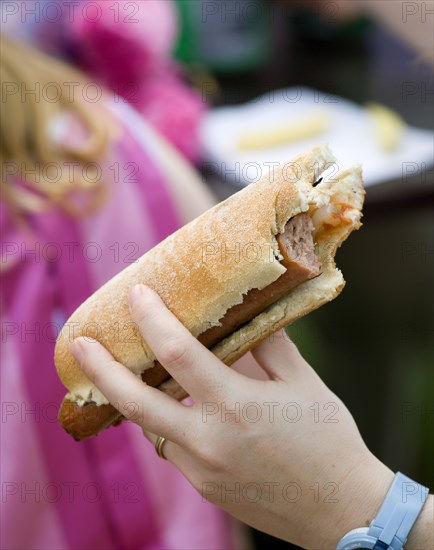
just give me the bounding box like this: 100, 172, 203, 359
251, 330, 308, 381
129, 284, 243, 400
232, 352, 269, 381
143, 429, 208, 494
71, 337, 191, 446
143, 430, 192, 468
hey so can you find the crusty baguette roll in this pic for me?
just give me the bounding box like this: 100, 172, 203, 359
55, 144, 364, 437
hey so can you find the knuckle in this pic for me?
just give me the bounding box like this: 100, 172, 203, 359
120, 399, 143, 424
159, 338, 189, 368
81, 356, 100, 386
131, 300, 150, 328
195, 439, 224, 471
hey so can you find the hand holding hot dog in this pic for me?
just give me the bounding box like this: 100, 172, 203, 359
70, 285, 405, 550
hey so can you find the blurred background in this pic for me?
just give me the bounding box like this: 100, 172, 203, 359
1, 1, 433, 549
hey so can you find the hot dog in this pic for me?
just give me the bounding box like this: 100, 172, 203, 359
58, 214, 321, 439
55, 145, 365, 440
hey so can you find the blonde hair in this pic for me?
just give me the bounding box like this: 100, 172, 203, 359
0, 35, 110, 216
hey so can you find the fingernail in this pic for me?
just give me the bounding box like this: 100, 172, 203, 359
70, 338, 85, 363
129, 284, 147, 309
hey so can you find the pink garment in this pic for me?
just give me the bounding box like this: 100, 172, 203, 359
0, 103, 233, 549
68, 0, 206, 163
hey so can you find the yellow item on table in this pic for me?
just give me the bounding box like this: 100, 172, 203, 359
365, 102, 405, 152
237, 112, 330, 151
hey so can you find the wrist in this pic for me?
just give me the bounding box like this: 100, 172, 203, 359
319, 451, 395, 549
327, 458, 432, 550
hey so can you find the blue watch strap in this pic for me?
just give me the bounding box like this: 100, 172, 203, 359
367, 472, 429, 549
336, 472, 429, 550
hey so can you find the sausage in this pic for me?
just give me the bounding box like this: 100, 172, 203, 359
59, 363, 174, 441
58, 213, 320, 440
199, 214, 320, 347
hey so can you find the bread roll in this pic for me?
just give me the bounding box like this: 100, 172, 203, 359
55, 144, 364, 438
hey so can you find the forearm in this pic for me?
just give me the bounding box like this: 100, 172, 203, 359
145, 124, 218, 223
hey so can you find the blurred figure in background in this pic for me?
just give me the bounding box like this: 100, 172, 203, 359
0, 35, 243, 550
1, 0, 205, 162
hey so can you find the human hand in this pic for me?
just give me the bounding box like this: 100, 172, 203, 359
71, 284, 430, 549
